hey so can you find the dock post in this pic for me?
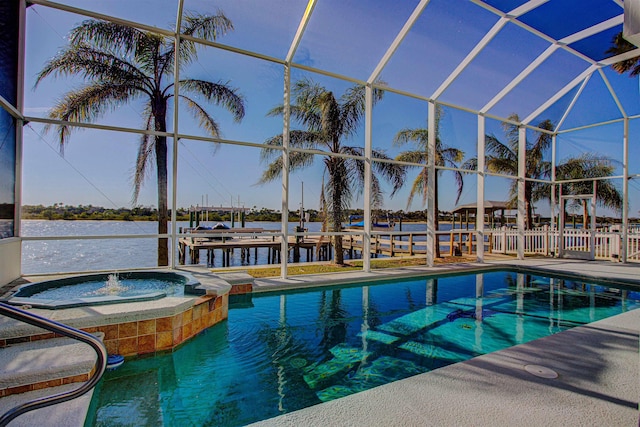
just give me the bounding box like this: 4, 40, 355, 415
391, 234, 395, 257
349, 235, 354, 258
449, 233, 454, 256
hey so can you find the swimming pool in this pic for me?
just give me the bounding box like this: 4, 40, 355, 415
85, 268, 640, 426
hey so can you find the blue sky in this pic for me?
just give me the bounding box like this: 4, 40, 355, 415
19, 0, 640, 218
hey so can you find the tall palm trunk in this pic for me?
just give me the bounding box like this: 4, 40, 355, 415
582, 200, 589, 229
330, 163, 345, 265
154, 100, 169, 266
525, 182, 534, 229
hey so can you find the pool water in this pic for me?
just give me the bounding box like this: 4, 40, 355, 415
85, 270, 640, 426
29, 277, 186, 299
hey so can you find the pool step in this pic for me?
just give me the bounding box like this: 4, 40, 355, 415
398, 341, 467, 363
375, 302, 466, 336
0, 332, 103, 397
303, 344, 370, 390
314, 356, 424, 402
0, 383, 93, 427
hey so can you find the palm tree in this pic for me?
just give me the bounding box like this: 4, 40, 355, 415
482, 116, 622, 229
606, 32, 640, 76
35, 13, 245, 266
553, 153, 622, 227
393, 105, 465, 257
482, 114, 554, 229
259, 78, 405, 265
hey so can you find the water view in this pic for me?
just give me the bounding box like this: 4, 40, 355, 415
21, 220, 470, 275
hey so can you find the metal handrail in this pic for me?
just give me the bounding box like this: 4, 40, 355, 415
0, 302, 107, 427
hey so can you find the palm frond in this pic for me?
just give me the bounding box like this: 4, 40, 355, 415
408, 169, 428, 209
178, 12, 233, 66
179, 79, 245, 122
485, 134, 515, 163
35, 44, 151, 92
256, 159, 284, 184
179, 94, 221, 139
370, 173, 383, 210
340, 84, 384, 139
394, 150, 427, 165
371, 149, 406, 197
452, 169, 464, 205
606, 32, 640, 76
132, 111, 156, 204
393, 128, 429, 149
485, 156, 516, 176
68, 20, 147, 57
44, 82, 143, 151
260, 130, 323, 162
461, 157, 477, 171
439, 146, 465, 166
290, 78, 326, 130
256, 151, 315, 184
502, 114, 520, 149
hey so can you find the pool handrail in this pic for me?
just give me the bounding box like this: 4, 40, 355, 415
0, 302, 107, 427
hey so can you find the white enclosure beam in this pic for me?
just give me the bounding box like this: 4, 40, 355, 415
559, 15, 623, 45
517, 126, 526, 260
598, 68, 627, 118
0, 95, 22, 120
170, 0, 184, 269
507, 0, 550, 17
555, 74, 591, 132
430, 17, 508, 100
368, 0, 431, 83
523, 64, 598, 125
427, 102, 436, 267
476, 115, 486, 262
600, 48, 640, 65
622, 117, 629, 263
550, 135, 556, 232
15, 0, 27, 244
280, 65, 291, 279
280, 0, 317, 278
431, 1, 549, 101
363, 85, 373, 272
286, 0, 317, 63
481, 45, 558, 114
482, 15, 622, 116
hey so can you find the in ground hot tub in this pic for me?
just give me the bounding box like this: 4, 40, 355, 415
5, 271, 204, 309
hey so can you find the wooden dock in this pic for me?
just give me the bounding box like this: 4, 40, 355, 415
178, 227, 490, 266
177, 228, 333, 266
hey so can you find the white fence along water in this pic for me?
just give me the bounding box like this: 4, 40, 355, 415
488, 226, 640, 262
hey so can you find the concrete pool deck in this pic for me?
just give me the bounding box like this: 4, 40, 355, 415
249, 258, 640, 427
1, 258, 639, 425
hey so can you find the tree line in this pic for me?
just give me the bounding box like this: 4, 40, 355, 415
19, 204, 446, 222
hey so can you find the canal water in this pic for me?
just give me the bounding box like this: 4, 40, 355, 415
20, 220, 470, 275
